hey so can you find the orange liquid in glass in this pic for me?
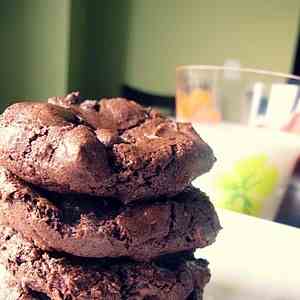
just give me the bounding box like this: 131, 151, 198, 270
176, 88, 221, 123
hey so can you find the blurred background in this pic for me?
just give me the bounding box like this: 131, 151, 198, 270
1, 0, 300, 227
1, 0, 299, 112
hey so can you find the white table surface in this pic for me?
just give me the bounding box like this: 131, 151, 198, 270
196, 208, 300, 300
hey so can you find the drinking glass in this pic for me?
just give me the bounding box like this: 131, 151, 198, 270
176, 65, 300, 220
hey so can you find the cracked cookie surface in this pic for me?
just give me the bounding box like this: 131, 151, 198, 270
0, 226, 210, 300
0, 93, 215, 203
0, 167, 221, 260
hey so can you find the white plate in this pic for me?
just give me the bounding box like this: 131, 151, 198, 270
196, 208, 300, 299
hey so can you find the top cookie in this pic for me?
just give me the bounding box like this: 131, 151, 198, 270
0, 92, 215, 203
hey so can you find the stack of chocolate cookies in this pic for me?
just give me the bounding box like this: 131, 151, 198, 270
0, 92, 220, 300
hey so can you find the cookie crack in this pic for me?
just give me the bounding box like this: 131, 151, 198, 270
117, 108, 161, 137
22, 127, 49, 158
169, 202, 176, 236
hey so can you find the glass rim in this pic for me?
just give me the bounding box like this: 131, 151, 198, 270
176, 65, 300, 81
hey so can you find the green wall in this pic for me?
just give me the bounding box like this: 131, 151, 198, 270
68, 0, 129, 98
124, 0, 300, 94
0, 0, 70, 110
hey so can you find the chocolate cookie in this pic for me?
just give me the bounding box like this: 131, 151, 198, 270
2, 287, 203, 300
0, 167, 221, 261
1, 283, 203, 300
0, 93, 215, 202
0, 226, 210, 300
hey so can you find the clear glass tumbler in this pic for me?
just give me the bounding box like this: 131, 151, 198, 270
176, 65, 300, 220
